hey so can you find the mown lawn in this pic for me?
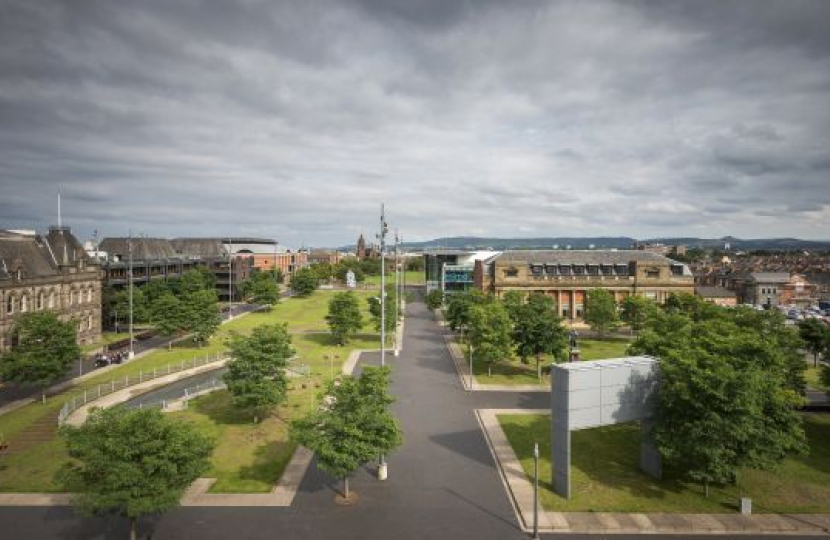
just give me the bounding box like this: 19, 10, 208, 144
805, 366, 829, 392
363, 271, 424, 286
499, 413, 830, 513
464, 338, 632, 386
0, 290, 386, 492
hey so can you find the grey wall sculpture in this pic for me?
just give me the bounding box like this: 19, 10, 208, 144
550, 356, 661, 499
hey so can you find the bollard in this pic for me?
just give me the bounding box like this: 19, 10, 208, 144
83, 390, 87, 404
125, 375, 129, 387
740, 497, 752, 515
153, 368, 157, 379
111, 380, 115, 392
181, 360, 185, 372
97, 385, 101, 398
140, 370, 143, 383
162, 400, 166, 409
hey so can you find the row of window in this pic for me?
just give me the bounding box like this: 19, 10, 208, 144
3, 287, 95, 316
760, 287, 778, 295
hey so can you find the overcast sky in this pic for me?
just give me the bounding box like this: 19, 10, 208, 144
1, 0, 829, 247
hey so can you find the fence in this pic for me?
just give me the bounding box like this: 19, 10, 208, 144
127, 377, 227, 412
57, 353, 227, 425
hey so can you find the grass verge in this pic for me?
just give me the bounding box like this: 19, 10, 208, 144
498, 413, 830, 513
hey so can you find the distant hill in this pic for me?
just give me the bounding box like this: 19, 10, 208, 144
338, 236, 830, 251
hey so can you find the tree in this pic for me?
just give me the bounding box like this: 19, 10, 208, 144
368, 283, 397, 336
501, 290, 526, 325
512, 294, 567, 380
183, 289, 221, 346
620, 295, 658, 336
291, 375, 383, 501
798, 318, 829, 367
0, 312, 80, 401
59, 407, 214, 540
240, 269, 280, 308
178, 267, 215, 296
290, 267, 319, 297
445, 289, 489, 334
424, 289, 443, 311
468, 302, 513, 377
311, 262, 334, 282
141, 279, 172, 304
356, 365, 403, 461
224, 323, 294, 422
584, 289, 618, 339
326, 292, 364, 345
630, 306, 807, 494
150, 293, 186, 349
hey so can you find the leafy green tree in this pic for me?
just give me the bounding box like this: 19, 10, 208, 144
326, 292, 364, 345
183, 289, 221, 346
176, 267, 215, 297
512, 294, 567, 380
620, 294, 658, 336
59, 407, 214, 540
335, 259, 365, 283
424, 289, 443, 311
405, 257, 424, 272
291, 375, 382, 500
311, 262, 334, 282
798, 318, 829, 367
290, 267, 319, 297
368, 283, 398, 336
501, 290, 526, 325
141, 279, 172, 304
584, 289, 619, 339
240, 269, 281, 308
357, 365, 403, 460
224, 323, 294, 422
630, 307, 807, 494
150, 293, 186, 349
821, 363, 830, 398
445, 289, 489, 334
468, 302, 513, 377
0, 311, 79, 400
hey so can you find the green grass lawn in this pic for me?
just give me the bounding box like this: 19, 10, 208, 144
805, 366, 829, 392
462, 338, 632, 386
498, 413, 830, 513
363, 271, 424, 286
0, 290, 386, 492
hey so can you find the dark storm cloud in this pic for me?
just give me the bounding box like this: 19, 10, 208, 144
1, 0, 829, 245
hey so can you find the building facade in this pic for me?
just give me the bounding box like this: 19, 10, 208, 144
0, 227, 102, 352
695, 286, 738, 307
479, 250, 693, 320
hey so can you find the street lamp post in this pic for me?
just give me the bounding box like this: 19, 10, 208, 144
228, 238, 234, 319
128, 234, 134, 359
469, 342, 474, 391
378, 204, 388, 367
533, 442, 540, 539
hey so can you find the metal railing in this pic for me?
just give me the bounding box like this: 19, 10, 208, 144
57, 353, 227, 425
127, 377, 227, 412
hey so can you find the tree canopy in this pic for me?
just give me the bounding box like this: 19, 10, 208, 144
59, 407, 214, 540
620, 294, 658, 336
326, 291, 364, 345
584, 289, 619, 339
798, 318, 829, 367
424, 289, 443, 311
630, 305, 807, 490
150, 293, 186, 347
0, 311, 80, 391
512, 293, 567, 379
468, 301, 513, 377
224, 323, 294, 420
445, 289, 490, 333
183, 289, 221, 345
240, 268, 281, 307
290, 267, 319, 297
368, 283, 397, 335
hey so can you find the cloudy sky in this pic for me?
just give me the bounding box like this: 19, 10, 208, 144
1, 0, 829, 247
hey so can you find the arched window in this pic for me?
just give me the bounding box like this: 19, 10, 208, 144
5, 296, 12, 315
69, 290, 75, 305
37, 292, 45, 310
88, 314, 93, 330
86, 288, 93, 303
20, 295, 28, 312
49, 291, 56, 309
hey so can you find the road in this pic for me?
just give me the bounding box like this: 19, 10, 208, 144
0, 298, 823, 539
0, 303, 260, 408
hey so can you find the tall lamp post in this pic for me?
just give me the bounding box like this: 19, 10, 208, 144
533, 442, 540, 539
128, 233, 135, 359
228, 238, 234, 319
393, 229, 400, 357
377, 204, 388, 367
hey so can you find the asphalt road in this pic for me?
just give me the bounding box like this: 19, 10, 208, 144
0, 299, 824, 539
0, 303, 260, 408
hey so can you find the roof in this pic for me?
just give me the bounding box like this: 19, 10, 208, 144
0, 227, 92, 281
495, 250, 679, 265
551, 356, 658, 372
748, 272, 790, 282
100, 238, 178, 260
696, 286, 736, 298
170, 238, 227, 258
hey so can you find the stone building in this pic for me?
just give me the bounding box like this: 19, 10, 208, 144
476, 250, 694, 320
0, 227, 102, 352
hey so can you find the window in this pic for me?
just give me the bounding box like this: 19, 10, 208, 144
645, 269, 660, 279
86, 288, 93, 303
573, 265, 585, 275
5, 296, 13, 315
88, 314, 93, 330
545, 265, 558, 276
504, 267, 519, 278
37, 292, 44, 310
530, 265, 543, 277
20, 295, 28, 312
49, 292, 55, 308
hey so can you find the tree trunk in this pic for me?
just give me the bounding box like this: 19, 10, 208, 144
130, 517, 137, 540
704, 480, 709, 498
344, 477, 350, 498
815, 352, 818, 368
168, 341, 172, 351
536, 354, 542, 382
488, 364, 492, 377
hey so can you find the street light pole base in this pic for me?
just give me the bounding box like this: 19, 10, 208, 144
128, 351, 135, 360
378, 462, 388, 481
